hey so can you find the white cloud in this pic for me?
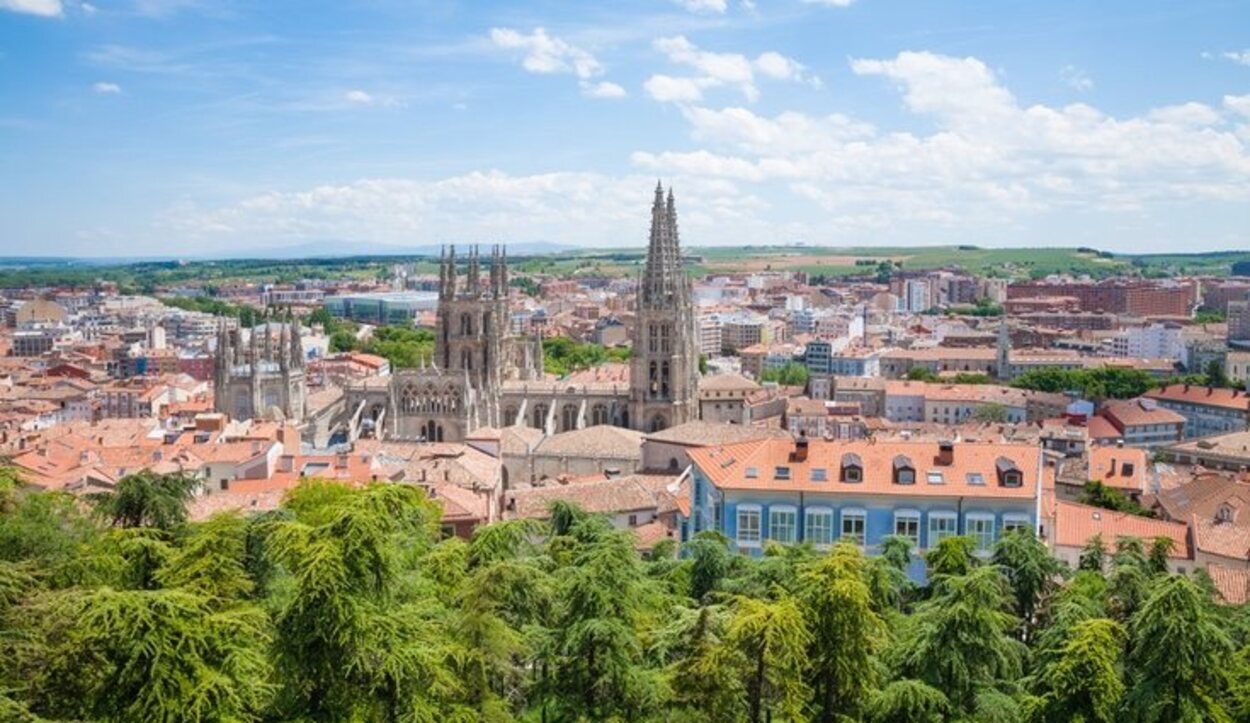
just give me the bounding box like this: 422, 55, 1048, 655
581, 80, 627, 99
1223, 50, 1250, 66
1061, 65, 1093, 92
92, 81, 121, 94
650, 35, 817, 103
674, 0, 727, 12
644, 74, 707, 103
0, 0, 63, 17
633, 50, 1250, 234
802, 0, 856, 6
160, 171, 770, 247
490, 27, 602, 79
79, 1, 95, 13
1226, 94, 1250, 118
345, 89, 374, 104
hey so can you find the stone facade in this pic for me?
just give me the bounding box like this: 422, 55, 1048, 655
345, 185, 701, 442
213, 317, 306, 422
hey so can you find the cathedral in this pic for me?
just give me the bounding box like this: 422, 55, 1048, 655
344, 183, 700, 442
213, 315, 307, 422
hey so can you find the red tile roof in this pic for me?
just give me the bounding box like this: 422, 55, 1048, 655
1053, 500, 1189, 558
690, 438, 1040, 498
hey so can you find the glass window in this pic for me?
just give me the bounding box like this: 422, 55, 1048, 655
1003, 515, 1031, 535
926, 470, 944, 484
806, 508, 833, 546
841, 510, 866, 546
737, 507, 761, 546
894, 511, 920, 547
966, 473, 985, 486
774, 466, 791, 480
810, 468, 828, 482
967, 515, 995, 552
745, 466, 758, 479
896, 469, 915, 485
929, 513, 957, 547
769, 507, 797, 543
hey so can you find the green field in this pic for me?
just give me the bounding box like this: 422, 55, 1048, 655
2, 245, 1247, 291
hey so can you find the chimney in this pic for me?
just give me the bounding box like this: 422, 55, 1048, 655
1108, 458, 1117, 477
936, 440, 955, 466
792, 436, 809, 463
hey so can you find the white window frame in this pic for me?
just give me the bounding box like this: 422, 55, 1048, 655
768, 505, 798, 544
893, 509, 921, 547
966, 513, 995, 553
928, 511, 958, 548
737, 504, 762, 548
1002, 513, 1033, 535
841, 507, 867, 547
805, 506, 834, 547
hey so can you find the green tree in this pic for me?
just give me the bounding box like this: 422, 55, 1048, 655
800, 543, 886, 722
992, 528, 1063, 640
1123, 574, 1234, 722
1079, 534, 1107, 571
925, 535, 978, 579
894, 566, 1023, 714
867, 680, 950, 723
688, 530, 733, 602
974, 402, 1011, 423
906, 366, 940, 382
1030, 618, 1126, 723
88, 471, 199, 530
14, 587, 272, 721
728, 594, 811, 723
759, 361, 810, 386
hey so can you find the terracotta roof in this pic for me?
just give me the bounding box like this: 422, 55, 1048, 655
690, 438, 1040, 498
1145, 385, 1250, 412
1206, 564, 1250, 604
643, 420, 791, 447
700, 372, 762, 392
1086, 415, 1122, 440
1052, 500, 1189, 558
1101, 399, 1186, 429
1192, 517, 1250, 560
532, 425, 644, 459
1154, 473, 1250, 524
1088, 446, 1149, 492
1165, 430, 1250, 463
505, 472, 683, 520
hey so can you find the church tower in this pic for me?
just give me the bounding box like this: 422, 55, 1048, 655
630, 182, 700, 432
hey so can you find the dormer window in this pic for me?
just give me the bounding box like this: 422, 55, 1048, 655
745, 466, 759, 479
1121, 462, 1135, 477
927, 470, 944, 485
996, 457, 1023, 487
1218, 504, 1235, 523
810, 468, 828, 482
774, 466, 791, 481
893, 455, 915, 485
840, 453, 863, 483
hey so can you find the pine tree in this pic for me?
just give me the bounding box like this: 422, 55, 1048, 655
728, 594, 812, 723
1123, 574, 1234, 722
800, 542, 886, 722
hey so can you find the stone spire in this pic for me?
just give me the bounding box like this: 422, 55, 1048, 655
278, 319, 289, 372
289, 312, 303, 369
468, 245, 481, 296
446, 244, 458, 298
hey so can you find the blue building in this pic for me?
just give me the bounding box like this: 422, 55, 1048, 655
686, 437, 1041, 580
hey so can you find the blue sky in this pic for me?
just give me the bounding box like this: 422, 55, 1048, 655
1, 0, 1248, 257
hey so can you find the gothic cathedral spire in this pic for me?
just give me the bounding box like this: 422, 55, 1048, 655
630, 184, 700, 433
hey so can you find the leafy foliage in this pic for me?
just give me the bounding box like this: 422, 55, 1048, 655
3, 461, 1250, 722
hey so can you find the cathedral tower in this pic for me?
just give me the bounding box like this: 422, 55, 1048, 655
630, 183, 700, 432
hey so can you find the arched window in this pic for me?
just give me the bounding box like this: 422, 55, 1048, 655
461, 349, 473, 371
532, 404, 549, 429
561, 403, 578, 432
460, 313, 473, 336
504, 406, 518, 425
591, 403, 609, 426
650, 413, 667, 433
424, 420, 437, 442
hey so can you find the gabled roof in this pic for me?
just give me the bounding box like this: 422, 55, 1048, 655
1053, 500, 1189, 558
690, 438, 1039, 498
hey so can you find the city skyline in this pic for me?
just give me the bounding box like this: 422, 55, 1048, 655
2, 0, 1249, 256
